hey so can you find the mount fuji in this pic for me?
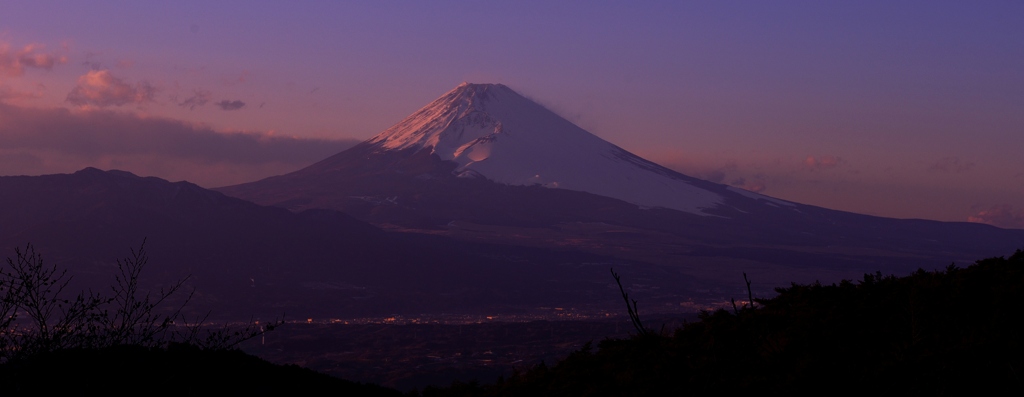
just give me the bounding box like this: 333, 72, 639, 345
222, 83, 795, 218
362, 82, 729, 214
220, 83, 1023, 289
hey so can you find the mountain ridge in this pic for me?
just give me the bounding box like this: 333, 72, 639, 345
2, 168, 677, 318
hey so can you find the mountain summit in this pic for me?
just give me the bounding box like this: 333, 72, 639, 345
361, 82, 726, 214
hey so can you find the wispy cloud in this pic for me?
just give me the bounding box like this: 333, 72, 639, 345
177, 89, 211, 110
81, 51, 103, 70
928, 156, 974, 173
693, 162, 738, 184
221, 70, 249, 86
0, 84, 43, 102
215, 99, 245, 111
967, 204, 1024, 229
66, 70, 156, 107
0, 102, 359, 186
803, 155, 843, 170
730, 176, 767, 193
0, 42, 68, 77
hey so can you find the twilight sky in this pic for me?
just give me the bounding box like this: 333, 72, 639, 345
1, 1, 1022, 228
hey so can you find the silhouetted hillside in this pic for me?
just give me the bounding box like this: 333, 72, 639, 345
422, 250, 1024, 396
0, 344, 401, 396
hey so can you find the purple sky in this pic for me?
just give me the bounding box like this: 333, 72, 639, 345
1, 1, 1022, 227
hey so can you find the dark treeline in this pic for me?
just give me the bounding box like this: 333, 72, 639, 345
422, 250, 1024, 396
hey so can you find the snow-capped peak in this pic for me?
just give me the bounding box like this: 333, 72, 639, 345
366, 83, 724, 215
367, 83, 519, 153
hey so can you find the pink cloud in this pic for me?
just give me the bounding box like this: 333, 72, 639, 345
730, 176, 767, 193
66, 70, 156, 107
967, 205, 1024, 229
744, 181, 767, 193
0, 84, 42, 102
803, 155, 843, 170
0, 42, 68, 77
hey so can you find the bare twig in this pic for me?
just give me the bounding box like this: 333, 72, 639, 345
744, 272, 755, 310
611, 268, 648, 337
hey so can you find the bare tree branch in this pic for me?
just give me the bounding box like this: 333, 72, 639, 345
611, 268, 648, 337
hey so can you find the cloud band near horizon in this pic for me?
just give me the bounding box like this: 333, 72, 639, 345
0, 102, 359, 186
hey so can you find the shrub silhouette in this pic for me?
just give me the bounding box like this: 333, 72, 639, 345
0, 240, 277, 363
0, 241, 403, 396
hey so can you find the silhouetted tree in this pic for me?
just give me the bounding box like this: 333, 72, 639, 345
0, 240, 279, 363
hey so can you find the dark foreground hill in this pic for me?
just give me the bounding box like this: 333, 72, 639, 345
0, 344, 400, 396
421, 250, 1024, 396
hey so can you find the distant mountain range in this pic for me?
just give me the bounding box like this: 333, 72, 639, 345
0, 168, 671, 318
3, 83, 1021, 319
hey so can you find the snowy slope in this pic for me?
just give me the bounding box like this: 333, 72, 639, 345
366, 83, 725, 215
